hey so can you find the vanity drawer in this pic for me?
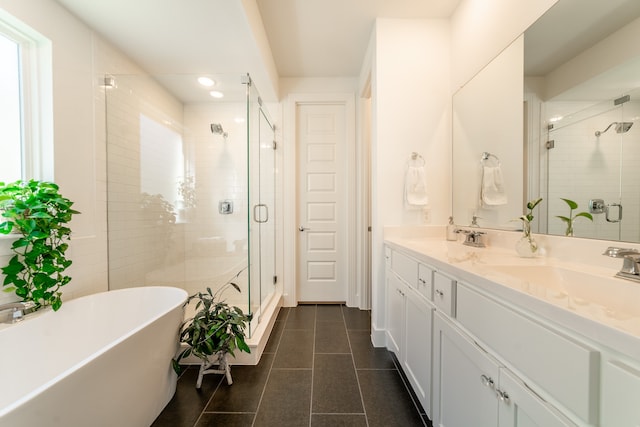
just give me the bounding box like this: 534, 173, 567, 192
391, 250, 418, 289
418, 263, 433, 300
433, 271, 456, 317
456, 283, 599, 424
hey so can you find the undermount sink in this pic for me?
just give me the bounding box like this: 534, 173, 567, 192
482, 264, 640, 319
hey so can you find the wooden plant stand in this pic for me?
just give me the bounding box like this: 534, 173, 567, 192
196, 352, 233, 389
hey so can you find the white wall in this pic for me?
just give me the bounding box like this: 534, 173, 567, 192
368, 18, 451, 343
451, 0, 559, 91
0, 0, 157, 305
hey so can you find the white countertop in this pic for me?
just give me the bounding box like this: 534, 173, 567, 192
385, 233, 640, 361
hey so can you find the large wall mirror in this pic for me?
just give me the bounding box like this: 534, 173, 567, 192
453, 0, 640, 243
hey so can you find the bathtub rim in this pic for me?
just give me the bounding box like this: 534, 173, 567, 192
0, 286, 188, 418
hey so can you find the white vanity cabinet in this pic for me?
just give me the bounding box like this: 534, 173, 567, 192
384, 243, 605, 427
386, 271, 405, 355
434, 312, 500, 427
385, 248, 435, 417
403, 287, 434, 416
434, 312, 577, 427
456, 282, 599, 424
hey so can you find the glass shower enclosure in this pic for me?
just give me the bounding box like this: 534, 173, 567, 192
543, 87, 640, 242
105, 73, 276, 336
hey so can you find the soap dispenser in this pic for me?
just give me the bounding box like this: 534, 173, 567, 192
446, 216, 457, 241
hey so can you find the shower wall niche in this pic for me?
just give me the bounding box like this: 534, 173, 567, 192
105, 73, 277, 336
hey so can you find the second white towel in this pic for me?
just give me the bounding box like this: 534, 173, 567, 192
480, 165, 507, 206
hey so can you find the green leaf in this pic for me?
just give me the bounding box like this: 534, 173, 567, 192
526, 198, 542, 210
236, 337, 251, 353
171, 359, 182, 375
575, 212, 593, 221
0, 221, 13, 234
560, 198, 578, 210
556, 215, 571, 224
28, 211, 53, 219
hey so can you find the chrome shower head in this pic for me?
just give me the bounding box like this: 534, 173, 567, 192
595, 122, 633, 137
616, 122, 633, 133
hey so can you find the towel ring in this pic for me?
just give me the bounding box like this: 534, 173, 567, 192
480, 151, 500, 166
410, 152, 425, 166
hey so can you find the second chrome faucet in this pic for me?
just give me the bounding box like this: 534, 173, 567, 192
603, 246, 640, 282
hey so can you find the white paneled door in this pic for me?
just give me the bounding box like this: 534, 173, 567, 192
297, 103, 347, 302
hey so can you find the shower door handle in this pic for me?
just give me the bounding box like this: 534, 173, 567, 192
253, 204, 269, 223
606, 203, 622, 223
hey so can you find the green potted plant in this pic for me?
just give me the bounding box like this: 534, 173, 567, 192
172, 269, 253, 388
556, 198, 593, 236
0, 180, 79, 311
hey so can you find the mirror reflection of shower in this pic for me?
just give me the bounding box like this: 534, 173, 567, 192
595, 121, 633, 136
210, 123, 228, 141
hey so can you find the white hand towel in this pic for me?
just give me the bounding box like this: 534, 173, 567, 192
481, 165, 507, 206
405, 165, 429, 206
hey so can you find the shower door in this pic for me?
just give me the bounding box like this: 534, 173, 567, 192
257, 107, 276, 321
247, 80, 276, 326
545, 90, 640, 241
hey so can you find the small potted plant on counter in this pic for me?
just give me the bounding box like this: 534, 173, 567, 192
0, 180, 80, 311
515, 197, 542, 257
556, 198, 593, 237
172, 269, 253, 388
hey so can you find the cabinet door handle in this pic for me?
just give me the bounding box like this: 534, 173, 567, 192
418, 278, 425, 284
480, 374, 494, 388
435, 289, 444, 297
496, 389, 510, 403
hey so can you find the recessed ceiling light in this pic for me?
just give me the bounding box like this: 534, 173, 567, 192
209, 90, 224, 98
198, 76, 215, 87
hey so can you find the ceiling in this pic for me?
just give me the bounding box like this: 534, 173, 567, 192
255, 0, 461, 77
524, 0, 640, 102
55, 0, 461, 101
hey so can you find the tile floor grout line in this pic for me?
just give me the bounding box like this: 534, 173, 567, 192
343, 304, 371, 427
192, 369, 224, 427
390, 354, 429, 427
250, 308, 289, 427
308, 304, 317, 427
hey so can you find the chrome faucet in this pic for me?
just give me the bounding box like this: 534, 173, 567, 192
603, 247, 640, 282
456, 229, 486, 248
0, 301, 37, 323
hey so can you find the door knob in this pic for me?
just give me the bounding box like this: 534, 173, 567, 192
299, 226, 309, 232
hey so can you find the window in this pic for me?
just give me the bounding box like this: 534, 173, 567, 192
0, 11, 53, 183
0, 32, 22, 182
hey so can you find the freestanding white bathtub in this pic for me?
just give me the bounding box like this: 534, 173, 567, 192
0, 286, 187, 427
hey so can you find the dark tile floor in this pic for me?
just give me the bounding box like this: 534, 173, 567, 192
153, 304, 431, 427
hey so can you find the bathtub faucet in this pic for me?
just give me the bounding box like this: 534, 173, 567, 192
0, 301, 37, 323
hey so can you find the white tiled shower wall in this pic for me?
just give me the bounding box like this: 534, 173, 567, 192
106, 75, 186, 290
545, 99, 640, 242
106, 77, 251, 308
